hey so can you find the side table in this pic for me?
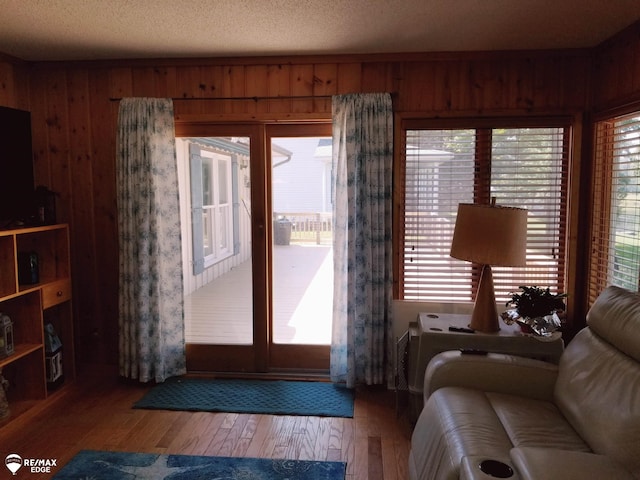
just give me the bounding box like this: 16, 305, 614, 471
407, 312, 564, 422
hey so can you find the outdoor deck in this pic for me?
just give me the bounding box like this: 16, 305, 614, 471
185, 244, 333, 345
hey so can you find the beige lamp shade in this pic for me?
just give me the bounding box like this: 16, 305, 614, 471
450, 203, 527, 267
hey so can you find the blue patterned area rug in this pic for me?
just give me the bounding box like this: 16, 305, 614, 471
53, 450, 346, 479
133, 377, 354, 418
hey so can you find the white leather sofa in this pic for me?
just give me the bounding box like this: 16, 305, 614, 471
409, 285, 640, 480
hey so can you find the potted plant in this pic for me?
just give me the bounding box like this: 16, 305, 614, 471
502, 286, 567, 336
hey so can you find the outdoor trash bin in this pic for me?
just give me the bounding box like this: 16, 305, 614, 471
274, 218, 292, 245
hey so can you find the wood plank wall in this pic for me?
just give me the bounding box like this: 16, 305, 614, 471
0, 54, 30, 109
592, 22, 640, 113
0, 20, 638, 366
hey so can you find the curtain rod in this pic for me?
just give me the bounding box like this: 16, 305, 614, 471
109, 94, 335, 102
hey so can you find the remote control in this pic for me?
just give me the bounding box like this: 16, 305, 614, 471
448, 326, 475, 334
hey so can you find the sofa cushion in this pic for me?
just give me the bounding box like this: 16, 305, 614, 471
487, 392, 590, 451
410, 386, 592, 480
555, 326, 640, 476
510, 447, 635, 480
586, 285, 640, 362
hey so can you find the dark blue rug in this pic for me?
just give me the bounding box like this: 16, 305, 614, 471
53, 450, 345, 479
133, 377, 354, 417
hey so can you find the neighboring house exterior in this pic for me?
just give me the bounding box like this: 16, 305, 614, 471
272, 137, 332, 214
177, 137, 252, 295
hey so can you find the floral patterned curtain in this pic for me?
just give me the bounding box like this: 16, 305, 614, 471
330, 93, 394, 388
116, 98, 185, 383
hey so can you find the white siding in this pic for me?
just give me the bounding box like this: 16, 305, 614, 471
177, 138, 252, 296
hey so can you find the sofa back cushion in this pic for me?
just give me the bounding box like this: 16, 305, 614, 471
554, 286, 640, 476
587, 285, 640, 362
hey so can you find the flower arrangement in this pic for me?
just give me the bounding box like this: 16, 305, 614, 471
502, 286, 567, 336
506, 286, 567, 318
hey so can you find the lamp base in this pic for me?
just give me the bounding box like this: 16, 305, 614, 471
469, 264, 500, 333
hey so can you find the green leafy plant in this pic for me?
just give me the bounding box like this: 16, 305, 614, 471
506, 286, 567, 319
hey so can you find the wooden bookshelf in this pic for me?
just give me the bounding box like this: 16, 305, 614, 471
0, 224, 74, 426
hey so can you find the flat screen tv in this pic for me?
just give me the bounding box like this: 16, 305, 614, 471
0, 106, 35, 228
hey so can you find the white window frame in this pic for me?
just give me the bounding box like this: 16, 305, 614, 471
200, 148, 234, 267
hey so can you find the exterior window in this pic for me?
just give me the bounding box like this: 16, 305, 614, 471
401, 123, 569, 304
591, 113, 640, 302
188, 141, 242, 274
201, 151, 232, 263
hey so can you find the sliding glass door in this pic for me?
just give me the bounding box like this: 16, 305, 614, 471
176, 122, 332, 373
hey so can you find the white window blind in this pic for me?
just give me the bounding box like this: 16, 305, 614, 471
404, 129, 475, 301
403, 126, 568, 303
591, 113, 640, 303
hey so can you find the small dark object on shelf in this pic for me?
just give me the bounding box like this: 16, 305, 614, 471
449, 326, 475, 334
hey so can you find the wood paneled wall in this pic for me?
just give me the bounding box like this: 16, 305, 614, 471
0, 54, 30, 109
592, 21, 640, 113
0, 21, 638, 366
25, 52, 593, 366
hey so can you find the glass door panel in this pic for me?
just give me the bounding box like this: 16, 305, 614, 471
268, 124, 333, 371
176, 131, 257, 372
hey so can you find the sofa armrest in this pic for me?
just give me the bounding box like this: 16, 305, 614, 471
510, 447, 635, 480
424, 351, 558, 402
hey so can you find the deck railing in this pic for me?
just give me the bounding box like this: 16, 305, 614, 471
274, 212, 333, 245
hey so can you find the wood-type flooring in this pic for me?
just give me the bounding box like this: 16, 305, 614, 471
0, 367, 412, 479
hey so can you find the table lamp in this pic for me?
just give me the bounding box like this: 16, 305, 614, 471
450, 199, 527, 332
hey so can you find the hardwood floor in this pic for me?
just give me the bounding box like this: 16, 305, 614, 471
0, 366, 412, 479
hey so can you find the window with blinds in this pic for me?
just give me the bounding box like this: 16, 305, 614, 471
590, 113, 640, 303
402, 125, 569, 304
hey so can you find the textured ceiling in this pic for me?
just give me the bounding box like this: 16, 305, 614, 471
1, 0, 639, 62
